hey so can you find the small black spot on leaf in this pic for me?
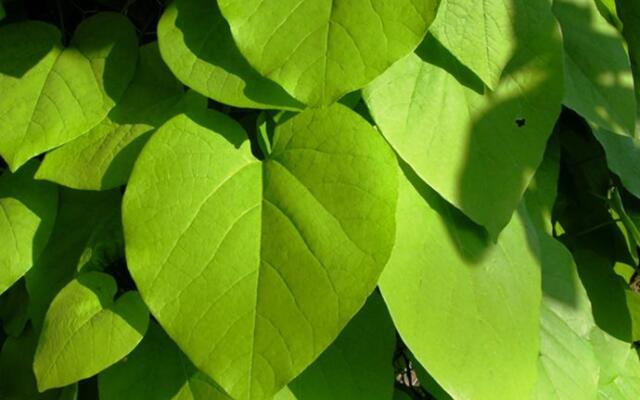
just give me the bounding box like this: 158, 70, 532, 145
515, 118, 526, 128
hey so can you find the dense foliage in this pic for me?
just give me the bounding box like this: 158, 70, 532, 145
1, 0, 640, 399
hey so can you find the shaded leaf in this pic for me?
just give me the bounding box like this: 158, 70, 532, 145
99, 321, 230, 400
288, 292, 396, 400
0, 160, 57, 295
25, 188, 123, 330
554, 0, 636, 136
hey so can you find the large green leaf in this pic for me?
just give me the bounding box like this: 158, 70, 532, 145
33, 272, 149, 391
287, 292, 395, 400
364, 3, 563, 238
25, 188, 123, 330
553, 0, 636, 136
0, 160, 57, 295
99, 322, 231, 400
35, 43, 206, 190
217, 0, 439, 106
123, 104, 397, 400
157, 0, 301, 110
379, 164, 541, 400
0, 13, 138, 171
429, 0, 516, 89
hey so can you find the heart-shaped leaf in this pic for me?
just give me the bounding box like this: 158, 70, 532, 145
217, 0, 440, 105
34, 272, 149, 391
0, 13, 138, 171
123, 104, 397, 400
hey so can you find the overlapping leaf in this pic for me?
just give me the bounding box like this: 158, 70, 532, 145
99, 322, 231, 400
554, 0, 636, 136
33, 272, 149, 391
379, 164, 541, 400
123, 105, 397, 400
25, 188, 123, 330
0, 160, 57, 295
217, 0, 440, 105
0, 13, 138, 171
364, 0, 563, 237
36, 43, 206, 190
287, 292, 396, 400
429, 0, 516, 89
157, 0, 302, 110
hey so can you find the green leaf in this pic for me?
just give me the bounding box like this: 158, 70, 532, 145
274, 387, 298, 400
157, 0, 302, 110
33, 272, 149, 391
0, 13, 138, 171
123, 104, 398, 400
217, 0, 440, 106
0, 1, 5, 20
364, 5, 564, 238
0, 160, 58, 295
590, 328, 640, 399
35, 43, 206, 190
532, 233, 600, 400
379, 164, 541, 400
553, 0, 637, 136
0, 278, 30, 337
0, 327, 75, 400
99, 321, 230, 400
25, 188, 123, 330
429, 0, 516, 89
288, 292, 396, 400
607, 186, 640, 264
592, 128, 640, 199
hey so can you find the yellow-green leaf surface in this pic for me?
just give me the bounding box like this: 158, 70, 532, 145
33, 272, 149, 391
364, 0, 563, 238
554, 0, 636, 136
379, 164, 541, 400
429, 0, 516, 89
217, 0, 440, 106
0, 13, 138, 171
287, 292, 396, 400
99, 322, 231, 400
158, 0, 302, 110
123, 104, 397, 400
25, 188, 123, 331
36, 43, 206, 190
0, 160, 57, 295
